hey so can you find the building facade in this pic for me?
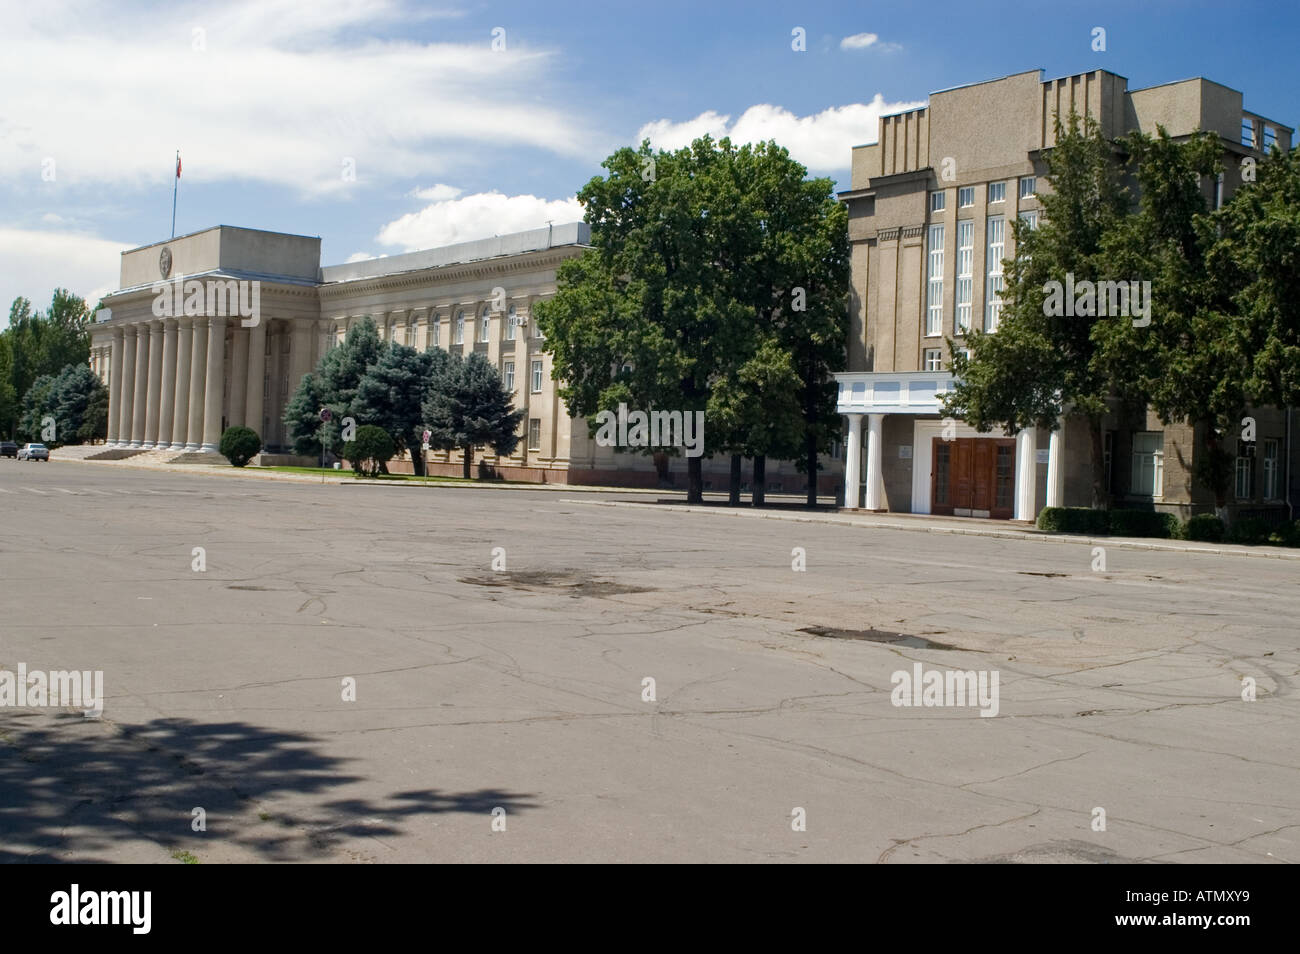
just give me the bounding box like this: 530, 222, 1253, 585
835, 69, 1296, 521
92, 224, 838, 492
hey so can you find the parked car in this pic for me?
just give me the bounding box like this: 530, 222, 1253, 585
0, 441, 16, 458
18, 443, 49, 461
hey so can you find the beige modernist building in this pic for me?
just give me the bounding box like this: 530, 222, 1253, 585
835, 68, 1296, 520
92, 224, 837, 491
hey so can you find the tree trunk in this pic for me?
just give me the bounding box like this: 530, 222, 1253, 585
729, 454, 742, 505
687, 456, 703, 503
412, 444, 425, 477
752, 455, 766, 507
1088, 416, 1106, 509
462, 444, 473, 479
804, 432, 818, 507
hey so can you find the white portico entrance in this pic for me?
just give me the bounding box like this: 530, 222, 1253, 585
835, 371, 1062, 521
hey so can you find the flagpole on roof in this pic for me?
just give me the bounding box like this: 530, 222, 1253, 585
171, 150, 180, 238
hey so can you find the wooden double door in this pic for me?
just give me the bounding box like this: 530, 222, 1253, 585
931, 437, 1016, 519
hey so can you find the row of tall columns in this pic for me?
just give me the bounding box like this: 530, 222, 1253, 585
107, 316, 280, 452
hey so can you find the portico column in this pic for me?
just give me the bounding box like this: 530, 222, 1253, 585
171, 317, 193, 449
130, 324, 149, 447
186, 317, 208, 451
244, 318, 266, 436
1015, 427, 1038, 521
201, 315, 227, 452
107, 328, 124, 446
228, 322, 248, 433
142, 321, 164, 448
1046, 419, 1064, 508
289, 319, 313, 397
156, 319, 178, 450
864, 413, 884, 511
116, 326, 136, 447
843, 414, 863, 509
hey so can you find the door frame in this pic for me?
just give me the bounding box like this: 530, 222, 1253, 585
912, 419, 1015, 515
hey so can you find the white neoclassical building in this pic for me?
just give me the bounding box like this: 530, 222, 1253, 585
91, 224, 842, 493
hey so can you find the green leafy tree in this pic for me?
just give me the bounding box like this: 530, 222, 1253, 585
423, 352, 524, 479
354, 343, 437, 476
944, 111, 1131, 508
219, 426, 262, 467
282, 370, 330, 457
19, 373, 58, 443
346, 424, 395, 477
1101, 128, 1231, 508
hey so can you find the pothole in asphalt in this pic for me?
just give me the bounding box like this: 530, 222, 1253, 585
1019, 571, 1069, 578
797, 626, 955, 650
458, 570, 653, 598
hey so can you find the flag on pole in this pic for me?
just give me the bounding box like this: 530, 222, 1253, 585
176, 153, 182, 179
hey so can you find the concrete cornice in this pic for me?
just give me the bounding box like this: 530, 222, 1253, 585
318, 246, 582, 301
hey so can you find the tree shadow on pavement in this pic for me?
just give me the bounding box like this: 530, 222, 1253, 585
0, 711, 537, 863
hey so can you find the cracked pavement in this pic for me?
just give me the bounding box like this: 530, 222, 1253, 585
1, 461, 1297, 862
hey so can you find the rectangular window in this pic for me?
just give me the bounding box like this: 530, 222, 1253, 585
930, 190, 946, 213
530, 359, 544, 393
1235, 439, 1257, 500
1019, 176, 1036, 199
1264, 125, 1278, 152
503, 360, 515, 392
430, 317, 440, 349
1131, 432, 1165, 497
1018, 210, 1038, 231
1242, 118, 1256, 147
506, 308, 517, 340
1263, 438, 1280, 500
528, 419, 541, 452
479, 314, 490, 342
958, 186, 974, 208
955, 220, 973, 333
533, 317, 545, 339
454, 314, 464, 344
988, 181, 1006, 204
926, 224, 944, 336
923, 348, 943, 371
985, 216, 1005, 331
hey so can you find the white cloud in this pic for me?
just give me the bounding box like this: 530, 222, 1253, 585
410, 184, 464, 202
840, 33, 878, 50
0, 229, 132, 325
841, 32, 902, 52
376, 191, 585, 250
0, 0, 601, 197
636, 95, 927, 173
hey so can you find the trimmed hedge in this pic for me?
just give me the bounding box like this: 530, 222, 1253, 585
1184, 514, 1225, 542
1269, 521, 1300, 547
1037, 507, 1108, 534
1107, 509, 1180, 539
218, 426, 261, 467
1227, 516, 1272, 545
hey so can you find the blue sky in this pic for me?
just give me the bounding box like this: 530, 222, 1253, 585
2, 0, 1297, 324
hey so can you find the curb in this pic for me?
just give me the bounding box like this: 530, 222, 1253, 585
561, 498, 1300, 562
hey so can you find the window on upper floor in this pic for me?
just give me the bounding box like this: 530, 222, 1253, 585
988, 181, 1006, 204
958, 186, 975, 208
1019, 176, 1036, 199
930, 191, 946, 214
926, 224, 944, 337
479, 307, 491, 342
506, 305, 517, 340
1242, 118, 1256, 147
985, 216, 1005, 332
955, 220, 974, 334
454, 311, 465, 344
923, 348, 943, 371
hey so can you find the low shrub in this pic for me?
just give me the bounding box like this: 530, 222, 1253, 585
1184, 513, 1225, 542
1036, 507, 1108, 534
1107, 509, 1180, 539
1268, 520, 1300, 547
1227, 516, 1272, 545
345, 424, 395, 477
218, 426, 261, 467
